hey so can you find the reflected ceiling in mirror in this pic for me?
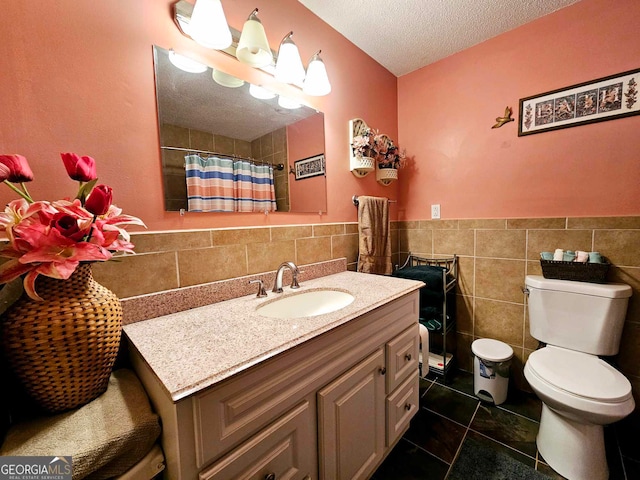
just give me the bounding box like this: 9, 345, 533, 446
153, 45, 327, 213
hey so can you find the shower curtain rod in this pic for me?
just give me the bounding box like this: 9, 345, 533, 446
352, 195, 397, 206
162, 146, 284, 171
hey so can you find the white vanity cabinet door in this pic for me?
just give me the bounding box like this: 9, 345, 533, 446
317, 349, 386, 480
199, 400, 316, 480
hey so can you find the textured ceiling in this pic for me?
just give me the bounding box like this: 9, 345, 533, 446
299, 0, 582, 76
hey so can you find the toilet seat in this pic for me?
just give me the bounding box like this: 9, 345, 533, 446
527, 346, 632, 403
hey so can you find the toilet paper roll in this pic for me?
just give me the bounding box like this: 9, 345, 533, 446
419, 323, 430, 355
553, 248, 564, 261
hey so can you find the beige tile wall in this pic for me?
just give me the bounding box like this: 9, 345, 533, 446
93, 223, 360, 299
395, 216, 640, 404
93, 215, 640, 404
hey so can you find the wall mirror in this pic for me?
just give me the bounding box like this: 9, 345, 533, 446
153, 45, 327, 213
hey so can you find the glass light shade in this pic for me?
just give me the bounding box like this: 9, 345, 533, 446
212, 70, 245, 88
277, 95, 301, 109
189, 0, 232, 49
236, 9, 273, 68
303, 52, 331, 96
249, 84, 276, 100
168, 50, 208, 73
274, 33, 306, 85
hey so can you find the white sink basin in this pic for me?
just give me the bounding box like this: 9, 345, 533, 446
256, 289, 355, 319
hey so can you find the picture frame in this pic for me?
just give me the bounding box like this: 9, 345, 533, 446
294, 154, 325, 180
518, 68, 639, 136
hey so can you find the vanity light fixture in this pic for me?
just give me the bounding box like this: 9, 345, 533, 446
172, 1, 331, 96
249, 84, 276, 100
236, 8, 273, 68
302, 50, 331, 96
168, 49, 208, 73
188, 0, 232, 49
277, 95, 302, 110
274, 32, 306, 86
212, 69, 245, 88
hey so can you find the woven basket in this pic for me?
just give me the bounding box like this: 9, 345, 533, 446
0, 263, 122, 412
350, 155, 375, 177
540, 259, 610, 284
376, 165, 398, 186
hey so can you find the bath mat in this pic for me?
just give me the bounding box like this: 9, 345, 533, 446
448, 437, 551, 480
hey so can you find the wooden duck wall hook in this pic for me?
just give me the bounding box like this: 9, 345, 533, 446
492, 106, 515, 128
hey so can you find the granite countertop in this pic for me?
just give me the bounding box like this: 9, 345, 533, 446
124, 271, 423, 402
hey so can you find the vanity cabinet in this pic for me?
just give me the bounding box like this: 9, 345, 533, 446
129, 291, 420, 480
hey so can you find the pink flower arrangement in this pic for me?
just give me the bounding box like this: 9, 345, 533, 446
0, 153, 146, 301
352, 127, 406, 169
371, 133, 406, 169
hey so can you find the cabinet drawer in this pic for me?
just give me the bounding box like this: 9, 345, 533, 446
385, 325, 420, 393
386, 374, 419, 447
199, 400, 316, 480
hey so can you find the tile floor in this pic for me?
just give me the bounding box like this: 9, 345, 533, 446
371, 369, 640, 480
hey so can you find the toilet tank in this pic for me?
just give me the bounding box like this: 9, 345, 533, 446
525, 275, 632, 355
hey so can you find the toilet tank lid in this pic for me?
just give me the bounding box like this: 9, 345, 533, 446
525, 275, 631, 298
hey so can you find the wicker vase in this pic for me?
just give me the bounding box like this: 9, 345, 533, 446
0, 263, 122, 413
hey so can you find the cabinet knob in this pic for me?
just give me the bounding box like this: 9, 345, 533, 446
405, 353, 412, 361
405, 403, 412, 411
379, 367, 386, 375
265, 474, 276, 480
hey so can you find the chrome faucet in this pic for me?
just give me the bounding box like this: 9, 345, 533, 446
272, 261, 300, 293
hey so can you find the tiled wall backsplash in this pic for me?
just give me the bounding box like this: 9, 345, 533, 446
395, 216, 640, 403
93, 216, 640, 404
93, 224, 360, 298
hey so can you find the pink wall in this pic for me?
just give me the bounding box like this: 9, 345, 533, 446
287, 114, 326, 213
0, 0, 397, 232
398, 0, 640, 220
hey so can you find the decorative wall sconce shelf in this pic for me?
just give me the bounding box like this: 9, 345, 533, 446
349, 118, 375, 177
349, 118, 401, 186
376, 167, 398, 186
374, 133, 397, 186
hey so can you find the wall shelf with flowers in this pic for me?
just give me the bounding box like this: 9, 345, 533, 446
349, 118, 375, 177
349, 118, 407, 185
373, 133, 405, 186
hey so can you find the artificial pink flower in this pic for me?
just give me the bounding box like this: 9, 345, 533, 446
60, 152, 97, 182
0, 163, 10, 182
85, 184, 113, 216
0, 154, 34, 182
50, 212, 89, 242
0, 153, 145, 300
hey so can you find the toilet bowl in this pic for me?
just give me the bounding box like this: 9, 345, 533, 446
523, 275, 634, 480
524, 346, 634, 480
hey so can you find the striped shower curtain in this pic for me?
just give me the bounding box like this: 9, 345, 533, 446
185, 155, 277, 212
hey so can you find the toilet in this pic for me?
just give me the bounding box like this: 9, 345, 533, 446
524, 275, 634, 480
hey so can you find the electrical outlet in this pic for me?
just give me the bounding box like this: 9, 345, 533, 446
431, 204, 441, 219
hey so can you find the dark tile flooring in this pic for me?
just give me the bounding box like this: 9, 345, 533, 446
371, 369, 640, 480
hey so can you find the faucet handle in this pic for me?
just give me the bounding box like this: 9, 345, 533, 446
249, 279, 268, 298
290, 270, 304, 289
